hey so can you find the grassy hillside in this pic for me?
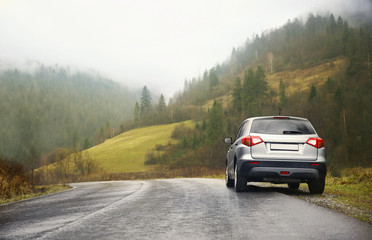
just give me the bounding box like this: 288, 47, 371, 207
168, 14, 372, 170
266, 58, 346, 95
202, 58, 347, 111
79, 121, 193, 173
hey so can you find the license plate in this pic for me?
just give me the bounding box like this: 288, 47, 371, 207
271, 143, 299, 151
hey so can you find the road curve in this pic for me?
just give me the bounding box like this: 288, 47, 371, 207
0, 178, 371, 240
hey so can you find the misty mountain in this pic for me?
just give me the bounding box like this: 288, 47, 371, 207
0, 59, 43, 73
0, 64, 137, 162
159, 13, 372, 169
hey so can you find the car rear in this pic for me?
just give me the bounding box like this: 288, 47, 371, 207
237, 116, 326, 193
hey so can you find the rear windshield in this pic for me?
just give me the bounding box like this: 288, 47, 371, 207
250, 118, 316, 135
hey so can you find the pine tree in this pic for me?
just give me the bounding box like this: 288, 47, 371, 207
232, 77, 242, 113
105, 120, 111, 139
140, 86, 151, 117
252, 66, 268, 114
209, 69, 219, 93
241, 67, 268, 115
342, 22, 350, 54
254, 66, 268, 97
203, 70, 208, 82
337, 16, 343, 29
327, 14, 336, 34
333, 86, 344, 110
206, 100, 224, 145
254, 66, 269, 99
83, 137, 91, 150
157, 94, 166, 112
242, 68, 255, 114
279, 79, 287, 113
133, 101, 140, 126
308, 84, 317, 103
346, 29, 357, 76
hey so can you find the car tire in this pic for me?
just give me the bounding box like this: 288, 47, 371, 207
308, 178, 325, 194
288, 183, 300, 190
234, 164, 247, 192
225, 163, 234, 188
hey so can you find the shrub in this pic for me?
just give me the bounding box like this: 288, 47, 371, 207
0, 157, 32, 199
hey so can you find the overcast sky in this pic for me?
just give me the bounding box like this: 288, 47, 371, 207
0, 0, 371, 96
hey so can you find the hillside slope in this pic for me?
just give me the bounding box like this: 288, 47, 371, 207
0, 65, 137, 162
165, 14, 372, 170
203, 58, 347, 110
82, 121, 193, 173
266, 58, 346, 95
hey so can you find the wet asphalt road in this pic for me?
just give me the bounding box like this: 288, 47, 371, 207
0, 178, 371, 240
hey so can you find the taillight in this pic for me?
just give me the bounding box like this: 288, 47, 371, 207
306, 137, 325, 148
274, 116, 289, 119
242, 136, 263, 147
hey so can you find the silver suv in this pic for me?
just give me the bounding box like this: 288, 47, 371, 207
224, 116, 326, 194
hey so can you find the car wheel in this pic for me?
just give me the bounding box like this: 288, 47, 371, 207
234, 164, 247, 192
308, 178, 325, 194
288, 183, 300, 190
225, 163, 234, 188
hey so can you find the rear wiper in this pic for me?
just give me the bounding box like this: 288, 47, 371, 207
283, 130, 303, 134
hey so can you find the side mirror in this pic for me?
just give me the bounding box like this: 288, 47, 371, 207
224, 137, 232, 144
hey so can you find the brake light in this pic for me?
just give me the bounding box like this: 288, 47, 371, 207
242, 136, 263, 147
306, 138, 325, 148
274, 116, 289, 119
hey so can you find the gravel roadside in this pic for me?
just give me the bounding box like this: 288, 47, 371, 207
294, 189, 372, 224
256, 183, 372, 224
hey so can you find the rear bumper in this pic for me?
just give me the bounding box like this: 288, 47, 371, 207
238, 160, 326, 183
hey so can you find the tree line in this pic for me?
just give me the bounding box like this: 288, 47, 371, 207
124, 85, 193, 130
142, 13, 372, 171
0, 65, 137, 170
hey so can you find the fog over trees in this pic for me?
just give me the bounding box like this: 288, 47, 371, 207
1, 12, 371, 173
144, 13, 372, 170
0, 65, 136, 166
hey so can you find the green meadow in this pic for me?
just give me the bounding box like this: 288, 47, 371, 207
84, 121, 194, 173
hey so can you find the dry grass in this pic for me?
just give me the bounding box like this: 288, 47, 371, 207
292, 168, 372, 223
266, 58, 346, 96
324, 168, 372, 221
203, 58, 346, 111
203, 94, 233, 112
0, 184, 71, 205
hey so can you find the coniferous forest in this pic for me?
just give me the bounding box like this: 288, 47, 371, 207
1, 13, 372, 176
140, 13, 372, 171
0, 65, 136, 168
